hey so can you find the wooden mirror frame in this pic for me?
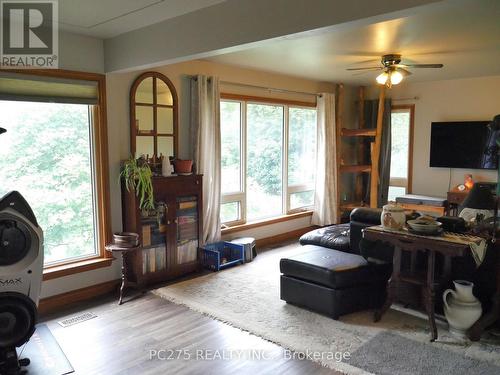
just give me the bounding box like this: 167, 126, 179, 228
130, 71, 179, 159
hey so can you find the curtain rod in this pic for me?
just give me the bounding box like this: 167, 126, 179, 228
220, 81, 321, 97
188, 76, 319, 97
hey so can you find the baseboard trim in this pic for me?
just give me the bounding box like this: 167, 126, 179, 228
255, 226, 317, 248
38, 226, 317, 315
39, 279, 120, 316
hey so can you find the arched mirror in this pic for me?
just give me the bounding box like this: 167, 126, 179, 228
130, 72, 178, 161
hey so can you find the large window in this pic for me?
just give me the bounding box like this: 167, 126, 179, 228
0, 101, 97, 265
0, 70, 110, 272
220, 98, 317, 225
388, 105, 414, 201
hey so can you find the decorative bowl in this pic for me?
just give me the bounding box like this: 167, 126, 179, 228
113, 232, 139, 247
407, 219, 442, 234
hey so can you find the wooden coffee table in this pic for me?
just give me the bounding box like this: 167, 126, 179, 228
363, 226, 482, 341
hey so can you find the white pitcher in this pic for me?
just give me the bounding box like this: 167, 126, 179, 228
443, 280, 482, 337
161, 157, 172, 177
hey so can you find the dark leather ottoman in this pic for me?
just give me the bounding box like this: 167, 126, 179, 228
280, 245, 390, 319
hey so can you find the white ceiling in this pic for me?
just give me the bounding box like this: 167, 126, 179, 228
205, 0, 500, 85
59, 0, 227, 38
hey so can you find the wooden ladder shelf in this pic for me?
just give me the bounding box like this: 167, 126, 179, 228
335, 85, 386, 221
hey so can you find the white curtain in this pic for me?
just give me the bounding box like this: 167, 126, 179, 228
311, 92, 339, 226
191, 75, 221, 244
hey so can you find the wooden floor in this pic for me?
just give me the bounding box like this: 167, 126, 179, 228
41, 291, 340, 375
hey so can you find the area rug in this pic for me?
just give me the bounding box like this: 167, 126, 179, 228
153, 243, 500, 374
350, 331, 500, 375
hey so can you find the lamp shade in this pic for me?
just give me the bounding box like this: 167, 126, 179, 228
462, 183, 496, 209
390, 70, 403, 85
376, 72, 388, 85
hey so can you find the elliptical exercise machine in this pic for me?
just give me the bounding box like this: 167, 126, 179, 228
0, 127, 44, 374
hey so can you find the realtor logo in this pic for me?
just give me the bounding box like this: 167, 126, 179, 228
1, 0, 58, 68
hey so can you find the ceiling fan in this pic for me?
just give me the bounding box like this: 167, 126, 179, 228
347, 54, 444, 87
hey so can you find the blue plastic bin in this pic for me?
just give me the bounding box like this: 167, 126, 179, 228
201, 241, 245, 271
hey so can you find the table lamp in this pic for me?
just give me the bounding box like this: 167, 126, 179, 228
464, 174, 474, 190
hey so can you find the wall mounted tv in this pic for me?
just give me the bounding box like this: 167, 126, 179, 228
430, 121, 498, 170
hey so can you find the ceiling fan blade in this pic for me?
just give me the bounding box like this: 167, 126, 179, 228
351, 70, 377, 76
398, 68, 412, 76
397, 63, 443, 68
346, 66, 382, 71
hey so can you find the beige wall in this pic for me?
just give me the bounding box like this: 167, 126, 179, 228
367, 75, 500, 198
43, 59, 340, 298
59, 31, 104, 73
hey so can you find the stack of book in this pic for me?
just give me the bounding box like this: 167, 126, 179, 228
177, 197, 199, 264
142, 245, 167, 274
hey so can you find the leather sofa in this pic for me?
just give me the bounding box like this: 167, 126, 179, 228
280, 208, 392, 319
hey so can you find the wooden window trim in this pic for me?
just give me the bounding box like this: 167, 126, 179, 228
391, 104, 415, 194
1, 69, 113, 278
221, 211, 312, 235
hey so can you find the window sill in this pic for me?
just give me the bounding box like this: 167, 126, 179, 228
221, 211, 313, 235
43, 257, 114, 281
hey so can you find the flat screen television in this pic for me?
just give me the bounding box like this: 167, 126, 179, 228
429, 121, 498, 169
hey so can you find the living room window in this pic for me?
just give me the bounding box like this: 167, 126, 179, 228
388, 105, 414, 201
0, 71, 111, 274
0, 101, 98, 265
220, 96, 317, 225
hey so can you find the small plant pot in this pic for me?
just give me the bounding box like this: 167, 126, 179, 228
173, 159, 193, 174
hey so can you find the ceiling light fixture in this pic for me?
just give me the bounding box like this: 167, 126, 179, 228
390, 70, 403, 85
348, 54, 444, 88
376, 71, 389, 85
376, 68, 404, 88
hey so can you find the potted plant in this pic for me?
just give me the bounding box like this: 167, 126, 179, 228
120, 156, 155, 211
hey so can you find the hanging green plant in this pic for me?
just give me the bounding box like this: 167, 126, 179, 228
120, 156, 154, 210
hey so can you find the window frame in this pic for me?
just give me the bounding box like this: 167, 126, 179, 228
286, 106, 317, 213
389, 104, 415, 196
220, 93, 317, 227
220, 98, 246, 226
1, 69, 113, 280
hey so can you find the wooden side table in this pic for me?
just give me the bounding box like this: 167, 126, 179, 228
105, 244, 141, 305
395, 195, 448, 217
363, 226, 475, 341
447, 191, 468, 216
398, 203, 446, 216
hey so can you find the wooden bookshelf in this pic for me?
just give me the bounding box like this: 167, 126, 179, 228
340, 128, 376, 137
121, 175, 203, 286
340, 165, 372, 173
